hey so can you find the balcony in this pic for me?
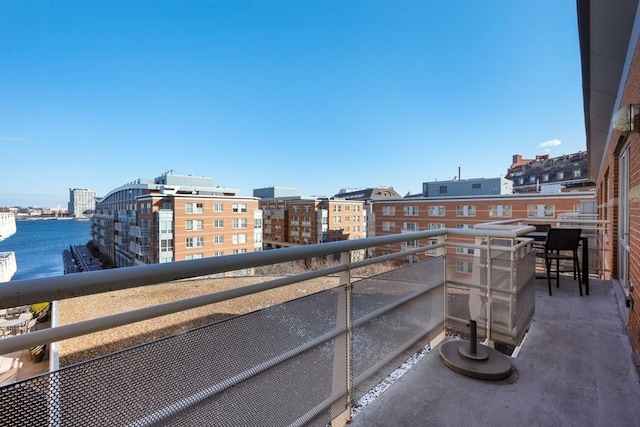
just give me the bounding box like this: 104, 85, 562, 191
0, 222, 637, 426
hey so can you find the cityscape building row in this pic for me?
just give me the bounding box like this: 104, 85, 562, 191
90, 167, 596, 269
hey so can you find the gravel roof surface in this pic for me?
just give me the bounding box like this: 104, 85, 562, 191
58, 275, 340, 366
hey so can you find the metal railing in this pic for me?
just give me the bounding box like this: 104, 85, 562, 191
0, 224, 537, 426
478, 216, 610, 279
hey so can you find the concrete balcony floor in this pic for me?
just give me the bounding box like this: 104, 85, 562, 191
349, 276, 640, 427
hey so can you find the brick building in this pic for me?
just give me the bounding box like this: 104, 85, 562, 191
370, 192, 595, 262
578, 1, 640, 362
92, 171, 261, 267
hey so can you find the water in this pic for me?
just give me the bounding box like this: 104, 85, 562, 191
0, 219, 92, 280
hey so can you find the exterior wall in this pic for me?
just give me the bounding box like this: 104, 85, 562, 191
92, 174, 261, 267
596, 38, 640, 359
68, 188, 96, 217
253, 187, 297, 198
422, 177, 512, 197
171, 197, 259, 261
507, 151, 594, 192
260, 198, 366, 249
371, 193, 594, 261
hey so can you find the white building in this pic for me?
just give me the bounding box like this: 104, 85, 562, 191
68, 188, 96, 217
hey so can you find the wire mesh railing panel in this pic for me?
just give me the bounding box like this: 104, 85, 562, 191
0, 287, 349, 427
445, 250, 536, 345
350, 259, 445, 400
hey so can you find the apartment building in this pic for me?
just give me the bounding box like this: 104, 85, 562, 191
333, 187, 402, 238
371, 191, 595, 262
259, 196, 366, 250
92, 171, 261, 267
68, 188, 96, 217
507, 151, 595, 193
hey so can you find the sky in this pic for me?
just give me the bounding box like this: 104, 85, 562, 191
0, 0, 586, 208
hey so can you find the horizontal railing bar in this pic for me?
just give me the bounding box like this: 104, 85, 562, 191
2, 232, 454, 308
291, 284, 445, 427
0, 264, 347, 355
353, 284, 442, 328
129, 321, 350, 427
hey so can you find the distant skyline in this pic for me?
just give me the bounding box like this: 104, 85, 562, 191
0, 1, 586, 207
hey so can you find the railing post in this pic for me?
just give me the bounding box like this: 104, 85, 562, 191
331, 250, 352, 427
484, 236, 494, 348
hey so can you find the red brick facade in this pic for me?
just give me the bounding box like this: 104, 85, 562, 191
596, 39, 640, 359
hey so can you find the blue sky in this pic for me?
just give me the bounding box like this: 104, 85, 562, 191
0, 0, 585, 207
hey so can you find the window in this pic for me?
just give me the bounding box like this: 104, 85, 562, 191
232, 234, 247, 244
353, 216, 360, 222
382, 206, 395, 216
185, 220, 204, 231
159, 220, 173, 234
214, 219, 224, 228
518, 178, 524, 185
472, 183, 481, 189
488, 205, 512, 217
186, 203, 203, 214
185, 253, 203, 260
185, 237, 203, 248
232, 218, 248, 228
439, 185, 448, 194
333, 216, 341, 224
403, 206, 419, 216
456, 205, 476, 217
529, 176, 537, 184
254, 218, 262, 228
232, 203, 247, 213
354, 205, 360, 212
428, 206, 445, 216
333, 205, 341, 212
214, 251, 224, 257
353, 225, 360, 232
573, 169, 581, 178
527, 204, 555, 218
403, 222, 418, 231
345, 205, 350, 211
429, 223, 444, 230
292, 206, 299, 213
542, 174, 549, 182
557, 171, 565, 180
160, 239, 173, 252
214, 203, 224, 212
233, 249, 248, 254
214, 235, 224, 244
404, 240, 419, 248
456, 261, 473, 273
304, 205, 311, 213
382, 221, 395, 231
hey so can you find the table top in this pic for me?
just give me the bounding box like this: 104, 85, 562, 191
525, 231, 589, 242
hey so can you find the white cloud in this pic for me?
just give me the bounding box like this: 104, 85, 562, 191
0, 135, 28, 143
538, 138, 561, 148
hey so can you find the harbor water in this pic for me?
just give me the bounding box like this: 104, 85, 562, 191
0, 219, 92, 280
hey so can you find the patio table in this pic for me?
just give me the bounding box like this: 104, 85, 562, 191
526, 231, 590, 295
